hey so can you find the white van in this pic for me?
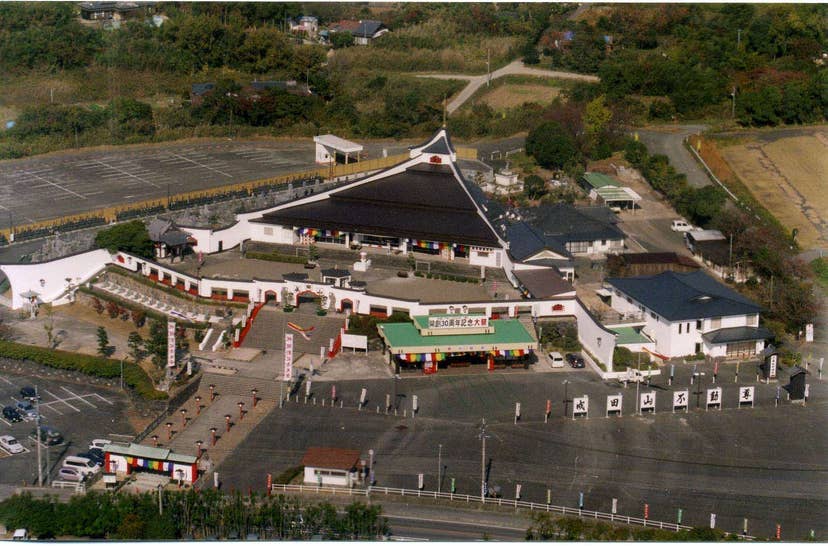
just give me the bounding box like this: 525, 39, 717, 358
89, 439, 112, 450
63, 455, 100, 476
548, 351, 565, 368
670, 219, 693, 232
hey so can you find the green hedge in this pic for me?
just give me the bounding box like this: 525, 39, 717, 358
413, 270, 479, 283
245, 251, 308, 265
0, 340, 167, 400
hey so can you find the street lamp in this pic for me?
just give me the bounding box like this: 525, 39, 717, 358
225, 414, 232, 433
209, 384, 216, 401
180, 408, 187, 428
478, 419, 490, 503
196, 440, 203, 458
238, 401, 245, 420
195, 395, 202, 415
562, 380, 569, 417
210, 427, 218, 446
152, 434, 159, 447
166, 422, 173, 440
437, 444, 443, 493
694, 372, 707, 409
252, 389, 258, 408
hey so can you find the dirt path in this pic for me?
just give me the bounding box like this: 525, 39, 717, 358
417, 60, 599, 114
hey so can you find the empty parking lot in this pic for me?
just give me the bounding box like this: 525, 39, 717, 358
0, 139, 414, 225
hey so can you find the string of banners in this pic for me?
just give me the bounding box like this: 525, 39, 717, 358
125, 457, 173, 472
401, 349, 528, 362
298, 228, 341, 238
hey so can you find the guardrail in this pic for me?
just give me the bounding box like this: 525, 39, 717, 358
270, 484, 693, 533
51, 480, 86, 493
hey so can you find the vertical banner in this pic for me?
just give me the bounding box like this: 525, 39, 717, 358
359, 388, 368, 406
640, 391, 656, 413
805, 323, 814, 342
573, 396, 588, 418
606, 394, 622, 417
320, 346, 326, 362
710, 513, 717, 529
706, 387, 722, 409
167, 321, 176, 368
418, 473, 424, 490
673, 390, 689, 412
612, 498, 618, 514
331, 385, 336, 401
739, 386, 755, 407
283, 334, 294, 381
412, 394, 419, 413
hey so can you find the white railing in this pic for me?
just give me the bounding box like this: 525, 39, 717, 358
270, 484, 694, 533
52, 480, 86, 493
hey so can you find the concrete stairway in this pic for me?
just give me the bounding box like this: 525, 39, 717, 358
242, 308, 344, 355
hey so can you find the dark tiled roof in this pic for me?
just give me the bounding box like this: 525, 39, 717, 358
355, 20, 384, 37
321, 268, 350, 278
421, 132, 455, 155
702, 326, 773, 344
513, 268, 574, 299
522, 204, 624, 244
159, 230, 190, 247
621, 252, 699, 268
301, 447, 361, 470
283, 272, 309, 282
606, 270, 762, 321
257, 163, 500, 247
191, 82, 215, 96
506, 222, 570, 261
694, 239, 732, 266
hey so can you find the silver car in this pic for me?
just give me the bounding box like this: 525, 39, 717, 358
57, 466, 85, 482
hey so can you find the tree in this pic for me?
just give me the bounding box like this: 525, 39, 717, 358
94, 220, 154, 259
526, 121, 579, 170
145, 320, 168, 368
330, 31, 353, 49
523, 174, 547, 200
583, 95, 612, 156
127, 331, 144, 363
96, 326, 111, 357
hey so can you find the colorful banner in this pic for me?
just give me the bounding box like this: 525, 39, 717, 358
298, 228, 341, 238
284, 334, 294, 381
411, 239, 446, 250
287, 321, 315, 341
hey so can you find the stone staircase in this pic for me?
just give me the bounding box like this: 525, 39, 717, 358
242, 307, 345, 355
94, 279, 213, 323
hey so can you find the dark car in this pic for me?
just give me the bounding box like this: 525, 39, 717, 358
2, 406, 22, 423
78, 449, 104, 466
19, 386, 38, 401
29, 425, 63, 446
565, 353, 578, 365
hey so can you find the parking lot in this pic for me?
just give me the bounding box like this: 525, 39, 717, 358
0, 371, 134, 486
0, 139, 415, 225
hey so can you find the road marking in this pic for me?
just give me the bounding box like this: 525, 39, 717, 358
18, 169, 87, 199
384, 514, 526, 532
61, 387, 98, 408
92, 160, 160, 188
91, 393, 114, 405
0, 376, 13, 385
166, 152, 233, 177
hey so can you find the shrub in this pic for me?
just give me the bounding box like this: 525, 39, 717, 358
106, 301, 120, 319
245, 251, 307, 265
91, 297, 104, 315
273, 465, 305, 484
0, 340, 166, 400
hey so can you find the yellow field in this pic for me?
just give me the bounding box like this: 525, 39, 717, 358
719, 129, 828, 248
477, 84, 560, 110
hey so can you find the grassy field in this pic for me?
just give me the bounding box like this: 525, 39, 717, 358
718, 128, 828, 249
477, 83, 561, 110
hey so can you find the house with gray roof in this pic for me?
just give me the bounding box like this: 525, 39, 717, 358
605, 270, 771, 359
519, 203, 625, 256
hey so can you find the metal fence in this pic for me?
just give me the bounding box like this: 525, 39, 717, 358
270, 484, 694, 533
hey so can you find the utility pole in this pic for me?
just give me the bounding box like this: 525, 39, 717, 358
35, 386, 42, 486
120, 359, 124, 390
729, 233, 734, 278
158, 484, 163, 515
479, 419, 489, 503
731, 87, 736, 119
486, 49, 491, 87
737, 28, 741, 49
437, 444, 442, 493
635, 352, 641, 414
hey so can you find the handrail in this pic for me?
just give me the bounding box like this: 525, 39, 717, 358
269, 483, 699, 534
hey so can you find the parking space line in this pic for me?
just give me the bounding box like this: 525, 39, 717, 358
92, 160, 161, 188
166, 152, 233, 177
18, 169, 87, 199
44, 389, 80, 412
61, 387, 98, 408
0, 376, 13, 385
90, 393, 114, 405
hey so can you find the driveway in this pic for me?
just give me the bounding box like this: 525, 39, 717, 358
635, 125, 710, 189
418, 60, 599, 114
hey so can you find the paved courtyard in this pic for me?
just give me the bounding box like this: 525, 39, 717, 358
213, 359, 827, 540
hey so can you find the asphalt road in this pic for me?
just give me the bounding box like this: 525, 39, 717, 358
418, 60, 599, 114
636, 125, 710, 189
216, 361, 827, 540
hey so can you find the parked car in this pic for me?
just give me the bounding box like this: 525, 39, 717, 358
19, 386, 38, 401
63, 455, 100, 476
77, 450, 104, 466
57, 466, 85, 482
670, 219, 694, 232
29, 425, 63, 446
565, 353, 578, 365
89, 439, 112, 451
548, 351, 565, 368
14, 400, 37, 419
0, 435, 24, 454
2, 406, 22, 423
571, 357, 586, 369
